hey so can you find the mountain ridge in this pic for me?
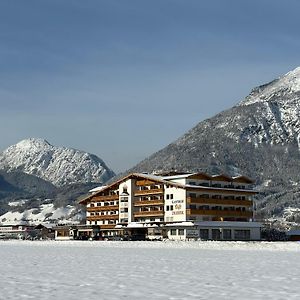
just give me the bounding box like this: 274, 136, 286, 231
0, 138, 115, 187
124, 66, 300, 219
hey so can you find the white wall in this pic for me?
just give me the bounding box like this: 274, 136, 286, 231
164, 186, 186, 222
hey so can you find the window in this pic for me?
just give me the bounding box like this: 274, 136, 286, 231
121, 197, 128, 202
200, 194, 209, 199
170, 194, 174, 200
200, 229, 209, 240
178, 229, 185, 236
97, 202, 101, 206
166, 205, 170, 211
212, 229, 221, 240
170, 229, 177, 236
166, 194, 170, 200
234, 230, 250, 240
223, 229, 231, 240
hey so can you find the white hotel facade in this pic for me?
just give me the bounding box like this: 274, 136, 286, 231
79, 172, 262, 240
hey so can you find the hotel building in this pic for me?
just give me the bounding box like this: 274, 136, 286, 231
79, 172, 262, 240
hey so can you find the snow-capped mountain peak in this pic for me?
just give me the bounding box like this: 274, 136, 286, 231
0, 138, 115, 186
240, 66, 300, 107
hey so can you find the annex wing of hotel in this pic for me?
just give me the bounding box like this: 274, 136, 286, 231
79, 172, 262, 241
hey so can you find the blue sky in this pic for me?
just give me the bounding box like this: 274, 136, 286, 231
1, 0, 300, 173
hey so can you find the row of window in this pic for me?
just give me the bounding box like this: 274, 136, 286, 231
139, 185, 162, 191
201, 229, 251, 240
90, 220, 116, 225
139, 196, 163, 201
188, 205, 249, 211
135, 218, 164, 222
188, 181, 247, 189
189, 193, 247, 200
90, 201, 117, 207
170, 229, 185, 236
89, 211, 118, 216
170, 228, 251, 240
166, 205, 174, 211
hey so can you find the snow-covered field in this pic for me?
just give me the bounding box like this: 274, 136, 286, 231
1, 241, 300, 300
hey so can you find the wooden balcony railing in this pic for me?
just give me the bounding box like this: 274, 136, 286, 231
87, 205, 119, 212
186, 187, 256, 195
136, 180, 157, 186
87, 215, 119, 221
91, 194, 119, 201
134, 199, 164, 206
186, 209, 253, 218
133, 210, 164, 217
187, 197, 253, 206
134, 188, 164, 196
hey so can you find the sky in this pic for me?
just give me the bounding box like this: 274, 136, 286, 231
1, 0, 300, 173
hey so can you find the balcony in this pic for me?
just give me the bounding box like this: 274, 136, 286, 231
187, 197, 253, 206
186, 209, 253, 218
92, 194, 119, 201
186, 187, 256, 195
134, 188, 164, 196
134, 199, 164, 206
87, 205, 119, 212
136, 180, 157, 186
133, 210, 164, 218
87, 215, 119, 221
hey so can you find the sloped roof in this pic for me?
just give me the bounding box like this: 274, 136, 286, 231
79, 172, 256, 204
78, 173, 185, 204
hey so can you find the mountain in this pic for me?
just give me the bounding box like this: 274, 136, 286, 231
0, 138, 115, 187
0, 138, 115, 223
127, 67, 300, 219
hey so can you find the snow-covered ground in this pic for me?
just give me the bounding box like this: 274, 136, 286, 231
1, 241, 300, 299
0, 203, 81, 225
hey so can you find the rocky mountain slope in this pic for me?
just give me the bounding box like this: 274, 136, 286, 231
127, 67, 300, 219
0, 138, 115, 186
0, 139, 115, 224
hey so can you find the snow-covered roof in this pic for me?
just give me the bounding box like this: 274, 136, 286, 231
89, 186, 108, 193
163, 173, 195, 180
79, 171, 256, 204
165, 222, 195, 227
